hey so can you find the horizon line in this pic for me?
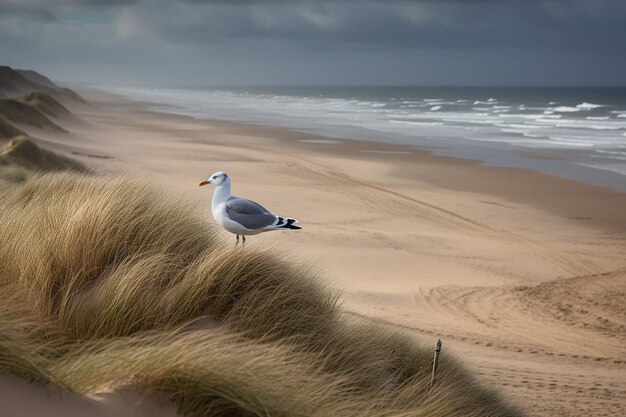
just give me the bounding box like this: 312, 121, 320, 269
68, 82, 626, 89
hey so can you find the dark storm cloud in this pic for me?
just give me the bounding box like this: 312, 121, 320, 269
0, 0, 138, 7
2, 0, 626, 50
109, 0, 626, 51
0, 0, 134, 22
1, 0, 625, 85
0, 2, 57, 21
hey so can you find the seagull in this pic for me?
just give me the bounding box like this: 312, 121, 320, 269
199, 171, 301, 245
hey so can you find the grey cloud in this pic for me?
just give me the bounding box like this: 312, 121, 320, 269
1, 0, 625, 86
0, 0, 137, 23
111, 0, 626, 51
0, 2, 57, 21
3, 0, 626, 49
0, 0, 137, 7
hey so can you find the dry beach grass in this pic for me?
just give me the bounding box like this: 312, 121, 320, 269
0, 153, 520, 416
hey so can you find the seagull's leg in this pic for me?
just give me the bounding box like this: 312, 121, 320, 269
236, 234, 240, 245
242, 235, 246, 247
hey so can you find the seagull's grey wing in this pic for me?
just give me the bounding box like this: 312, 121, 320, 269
226, 197, 270, 214
225, 197, 277, 230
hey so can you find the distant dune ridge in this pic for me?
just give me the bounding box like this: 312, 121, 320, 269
0, 66, 39, 97
0, 69, 522, 417
0, 116, 24, 140
0, 137, 88, 174
15, 69, 57, 89
21, 91, 71, 117
0, 66, 84, 139
0, 66, 84, 102
0, 97, 67, 133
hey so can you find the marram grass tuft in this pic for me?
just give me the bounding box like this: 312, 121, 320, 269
0, 168, 522, 417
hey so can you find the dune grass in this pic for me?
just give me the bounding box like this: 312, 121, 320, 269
0, 163, 522, 416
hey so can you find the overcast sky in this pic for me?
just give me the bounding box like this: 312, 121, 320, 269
1, 0, 626, 86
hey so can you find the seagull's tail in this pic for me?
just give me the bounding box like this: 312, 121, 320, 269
275, 216, 302, 230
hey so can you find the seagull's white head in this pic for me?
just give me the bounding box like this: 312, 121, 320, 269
199, 171, 228, 187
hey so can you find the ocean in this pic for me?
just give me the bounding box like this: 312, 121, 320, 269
107, 86, 626, 191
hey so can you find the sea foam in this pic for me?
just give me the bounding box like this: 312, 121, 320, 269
577, 102, 605, 109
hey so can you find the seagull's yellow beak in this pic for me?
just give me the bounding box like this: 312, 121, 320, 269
198, 179, 211, 187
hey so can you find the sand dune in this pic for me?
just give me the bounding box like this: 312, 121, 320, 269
0, 137, 88, 173
0, 66, 40, 97
0, 97, 68, 133
0, 66, 72, 139
15, 69, 57, 89
0, 116, 24, 140
0, 66, 86, 105
21, 91, 71, 118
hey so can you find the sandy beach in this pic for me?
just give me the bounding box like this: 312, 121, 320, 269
21, 90, 625, 417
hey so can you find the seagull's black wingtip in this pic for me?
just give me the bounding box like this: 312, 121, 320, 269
279, 218, 301, 230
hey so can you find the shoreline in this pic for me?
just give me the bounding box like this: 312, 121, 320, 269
99, 86, 626, 193
30, 89, 626, 416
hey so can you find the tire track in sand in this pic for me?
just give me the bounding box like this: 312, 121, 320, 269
279, 156, 605, 276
